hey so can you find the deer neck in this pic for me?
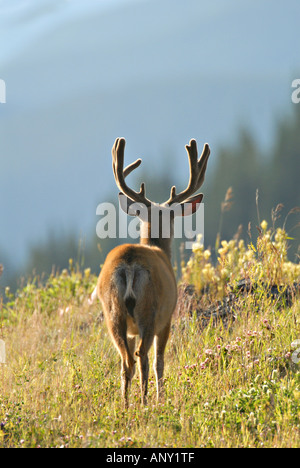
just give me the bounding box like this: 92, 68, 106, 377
140, 221, 173, 261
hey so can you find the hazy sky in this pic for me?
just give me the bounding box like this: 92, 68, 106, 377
0, 0, 141, 62
0, 0, 299, 272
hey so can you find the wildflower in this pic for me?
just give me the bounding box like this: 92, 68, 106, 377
84, 268, 91, 278
59, 306, 70, 316
203, 249, 211, 260
260, 220, 268, 231
192, 244, 201, 254
248, 412, 256, 425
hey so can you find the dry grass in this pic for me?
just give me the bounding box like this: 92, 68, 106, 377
0, 227, 299, 447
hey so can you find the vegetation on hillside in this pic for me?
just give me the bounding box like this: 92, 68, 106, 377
0, 104, 299, 448
0, 220, 299, 448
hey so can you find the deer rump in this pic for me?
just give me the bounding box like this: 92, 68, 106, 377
114, 263, 150, 324
101, 244, 177, 343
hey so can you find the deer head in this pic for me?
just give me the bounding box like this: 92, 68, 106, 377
112, 137, 210, 258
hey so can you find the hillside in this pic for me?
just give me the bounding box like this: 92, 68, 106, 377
0, 222, 299, 448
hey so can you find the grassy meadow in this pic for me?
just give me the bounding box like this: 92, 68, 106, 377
0, 221, 299, 448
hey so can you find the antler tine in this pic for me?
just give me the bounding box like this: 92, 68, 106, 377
191, 140, 210, 190
165, 139, 210, 205
112, 138, 151, 206
123, 158, 142, 178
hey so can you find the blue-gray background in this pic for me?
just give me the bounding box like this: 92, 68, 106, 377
0, 0, 299, 286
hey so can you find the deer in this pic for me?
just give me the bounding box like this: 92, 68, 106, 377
97, 137, 210, 406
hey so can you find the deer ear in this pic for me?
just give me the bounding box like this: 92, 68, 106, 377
179, 193, 203, 216
118, 193, 148, 219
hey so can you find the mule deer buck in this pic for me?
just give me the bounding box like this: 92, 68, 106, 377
97, 137, 210, 405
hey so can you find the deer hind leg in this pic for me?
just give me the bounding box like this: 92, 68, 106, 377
105, 308, 135, 407
120, 352, 135, 407
135, 327, 154, 405
153, 321, 171, 402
